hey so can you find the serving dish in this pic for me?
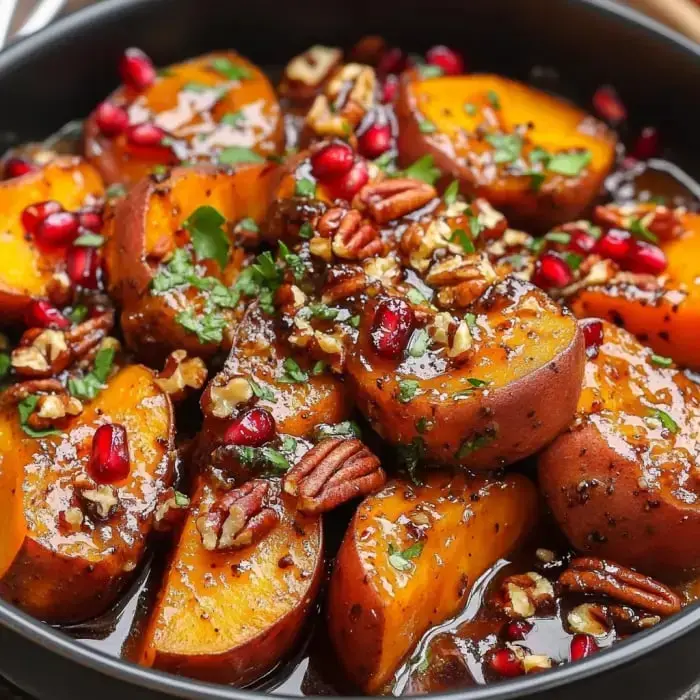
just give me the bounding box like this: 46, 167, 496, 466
1, 0, 700, 699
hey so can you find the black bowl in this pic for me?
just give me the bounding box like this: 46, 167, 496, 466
1, 0, 699, 698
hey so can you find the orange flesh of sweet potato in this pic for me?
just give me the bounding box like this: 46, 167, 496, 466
0, 365, 174, 623
327, 471, 538, 693
539, 321, 700, 573
346, 278, 584, 469
396, 74, 616, 230
0, 157, 104, 320
84, 52, 283, 185
571, 210, 700, 369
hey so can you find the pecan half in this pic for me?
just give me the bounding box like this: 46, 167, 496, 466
66, 311, 115, 363
593, 204, 685, 242
317, 206, 384, 260
321, 264, 368, 303
12, 329, 70, 378
196, 480, 279, 552
558, 557, 682, 617
283, 437, 386, 514
0, 378, 64, 407
354, 178, 437, 224
155, 350, 208, 402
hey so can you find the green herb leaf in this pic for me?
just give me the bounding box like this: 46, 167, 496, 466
418, 119, 437, 134
398, 379, 420, 403
546, 150, 592, 176
311, 360, 327, 376
249, 378, 276, 401
464, 312, 477, 329
17, 395, 62, 438
388, 541, 424, 572
651, 354, 673, 368
105, 183, 127, 200
68, 347, 115, 400
218, 146, 265, 165
443, 180, 459, 207
526, 170, 546, 192
649, 408, 679, 433
529, 146, 551, 164
407, 287, 429, 305
210, 57, 251, 81
349, 315, 361, 328
295, 178, 317, 198
418, 64, 444, 79
450, 228, 475, 254
486, 90, 501, 110
415, 417, 431, 434
545, 231, 571, 245
467, 377, 489, 388
306, 303, 339, 321
485, 133, 523, 164
183, 81, 211, 93
237, 217, 259, 232
73, 232, 105, 248
455, 432, 495, 459
397, 437, 425, 485
220, 110, 244, 126
565, 252, 583, 270
67, 305, 88, 324
299, 222, 314, 239
175, 308, 227, 344
408, 329, 430, 358
0, 353, 10, 379
403, 155, 441, 186
314, 421, 362, 441
278, 241, 306, 281
174, 491, 190, 507
260, 447, 290, 472
629, 217, 658, 244
468, 212, 485, 239
279, 357, 308, 384
464, 102, 477, 116
184, 205, 230, 269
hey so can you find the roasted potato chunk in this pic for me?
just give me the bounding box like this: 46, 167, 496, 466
0, 365, 174, 623
327, 471, 538, 692
396, 74, 616, 230
539, 320, 700, 574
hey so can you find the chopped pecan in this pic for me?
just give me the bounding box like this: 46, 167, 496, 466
205, 375, 254, 419
321, 264, 368, 303
153, 487, 191, 532
196, 480, 279, 552
317, 206, 384, 260
66, 311, 115, 361
80, 484, 119, 520
493, 571, 555, 619
265, 196, 329, 243
471, 198, 508, 241
354, 178, 437, 224
325, 63, 377, 128
280, 45, 342, 104
558, 557, 682, 617
567, 603, 611, 636
155, 350, 208, 402
593, 204, 685, 242
12, 329, 70, 378
27, 393, 82, 430
0, 378, 64, 407
46, 271, 73, 307
283, 437, 386, 514
428, 255, 498, 309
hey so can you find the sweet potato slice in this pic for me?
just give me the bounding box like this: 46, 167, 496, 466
105, 164, 276, 360
571, 209, 700, 369
84, 51, 283, 185
539, 320, 700, 574
327, 471, 538, 693
0, 157, 104, 321
139, 478, 322, 684
0, 365, 174, 623
396, 74, 616, 230
346, 278, 584, 469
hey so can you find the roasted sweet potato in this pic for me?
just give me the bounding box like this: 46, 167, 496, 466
571, 209, 700, 369
346, 278, 584, 469
0, 157, 104, 322
105, 164, 276, 360
327, 471, 538, 692
396, 74, 616, 230
84, 51, 283, 186
539, 320, 700, 574
0, 365, 175, 623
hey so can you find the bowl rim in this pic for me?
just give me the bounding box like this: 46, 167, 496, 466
1, 0, 700, 698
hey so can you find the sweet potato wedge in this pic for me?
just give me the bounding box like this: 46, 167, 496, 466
84, 51, 283, 186
0, 157, 104, 322
346, 277, 585, 469
105, 164, 276, 361
0, 365, 174, 623
327, 471, 538, 693
396, 74, 616, 230
539, 320, 700, 574
571, 209, 700, 369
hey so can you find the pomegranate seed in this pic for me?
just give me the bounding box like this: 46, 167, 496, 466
625, 240, 667, 275
581, 318, 604, 359
310, 142, 354, 180
95, 101, 129, 137
79, 209, 104, 233
24, 300, 70, 329
593, 85, 627, 123
126, 123, 168, 148
327, 160, 370, 201
568, 230, 597, 254
532, 252, 573, 290
224, 408, 276, 447
487, 648, 524, 678
35, 211, 80, 247
377, 47, 406, 76
370, 297, 415, 359
570, 634, 599, 662
425, 45, 464, 75
595, 228, 631, 261
21, 200, 63, 235
4, 157, 37, 179
631, 126, 660, 161
119, 47, 157, 91
67, 246, 101, 289
358, 124, 392, 159
382, 75, 399, 103
89, 424, 131, 484
503, 621, 533, 642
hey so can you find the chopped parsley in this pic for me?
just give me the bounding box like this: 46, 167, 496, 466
486, 90, 501, 110
220, 110, 245, 127
443, 180, 459, 207
415, 417, 431, 434
397, 437, 425, 485
407, 287, 429, 305
183, 81, 212, 93
564, 252, 583, 271
348, 315, 361, 328
0, 353, 9, 379
545, 231, 571, 245
649, 408, 679, 434
398, 379, 420, 403
249, 377, 276, 401
299, 222, 314, 239
237, 217, 259, 233
175, 309, 227, 344
455, 432, 494, 459
301, 303, 339, 321
279, 357, 308, 384
314, 421, 362, 441
651, 354, 673, 368
485, 133, 523, 164
464, 102, 478, 116
210, 57, 251, 81
418, 119, 437, 134
295, 178, 317, 198
312, 360, 327, 375
388, 541, 424, 572
234, 444, 291, 473
17, 395, 62, 438
629, 216, 658, 244
278, 241, 306, 281
402, 155, 441, 186
67, 305, 88, 324
73, 232, 104, 247
68, 347, 115, 401
546, 150, 592, 176
468, 212, 485, 239
407, 329, 430, 358
526, 170, 546, 192
105, 183, 127, 200
418, 64, 444, 79
218, 146, 265, 165
464, 312, 477, 329
183, 205, 230, 269
450, 228, 475, 254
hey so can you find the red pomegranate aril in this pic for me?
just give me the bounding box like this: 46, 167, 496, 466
382, 75, 399, 103
311, 142, 354, 180
126, 123, 168, 148
532, 252, 573, 290
568, 229, 597, 255
67, 246, 101, 289
595, 228, 631, 261
358, 124, 392, 159
79, 209, 104, 233
224, 408, 276, 447
503, 621, 533, 642
425, 45, 464, 75
377, 47, 406, 76
593, 85, 627, 123
21, 200, 63, 234
625, 240, 667, 275
95, 101, 130, 137
4, 157, 37, 179
89, 423, 131, 484
370, 297, 416, 359
570, 634, 599, 662
487, 648, 524, 678
631, 126, 660, 161
35, 211, 80, 247
327, 160, 370, 201
24, 300, 70, 329
581, 318, 604, 358
119, 47, 157, 91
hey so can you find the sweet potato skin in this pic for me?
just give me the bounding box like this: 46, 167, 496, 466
346, 278, 585, 469
327, 472, 538, 693
539, 321, 700, 574
0, 157, 104, 321
0, 365, 175, 623
396, 74, 616, 231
